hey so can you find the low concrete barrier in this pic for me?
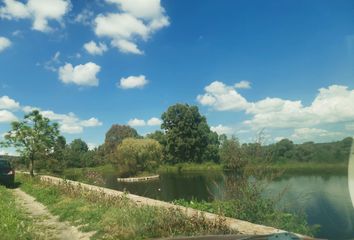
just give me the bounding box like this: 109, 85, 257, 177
38, 175, 311, 238
117, 175, 160, 182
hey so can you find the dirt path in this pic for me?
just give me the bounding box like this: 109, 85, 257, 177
12, 188, 95, 240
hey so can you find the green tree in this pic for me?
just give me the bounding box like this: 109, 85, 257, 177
44, 135, 67, 173
220, 136, 246, 170
1, 110, 61, 176
66, 139, 89, 167
114, 138, 163, 177
161, 104, 218, 164
104, 125, 139, 161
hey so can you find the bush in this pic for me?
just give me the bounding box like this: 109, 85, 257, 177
113, 138, 163, 177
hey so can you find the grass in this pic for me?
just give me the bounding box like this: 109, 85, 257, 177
246, 162, 348, 174
158, 162, 223, 173
0, 185, 40, 240
17, 174, 234, 240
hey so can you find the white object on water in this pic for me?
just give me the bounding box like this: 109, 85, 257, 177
349, 138, 354, 209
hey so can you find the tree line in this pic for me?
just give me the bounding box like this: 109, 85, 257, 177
1, 105, 352, 177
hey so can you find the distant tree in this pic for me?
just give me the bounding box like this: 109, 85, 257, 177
45, 135, 67, 173
113, 138, 163, 177
146, 130, 166, 146
66, 139, 89, 167
161, 103, 219, 164
104, 125, 139, 160
220, 136, 246, 170
1, 110, 61, 176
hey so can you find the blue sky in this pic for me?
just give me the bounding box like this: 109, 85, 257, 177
0, 0, 354, 153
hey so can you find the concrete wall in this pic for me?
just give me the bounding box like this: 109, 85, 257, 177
38, 175, 310, 238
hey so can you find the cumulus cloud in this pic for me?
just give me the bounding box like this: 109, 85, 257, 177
58, 62, 101, 86
128, 118, 145, 127
0, 96, 20, 110
0, 0, 71, 32
83, 41, 108, 55
0, 36, 11, 52
80, 117, 103, 127
74, 9, 93, 26
128, 117, 162, 127
197, 81, 250, 111
0, 95, 102, 134
235, 80, 251, 89
40, 110, 103, 134
210, 124, 233, 135
147, 117, 162, 126
198, 82, 354, 130
0, 110, 17, 122
118, 75, 148, 89
93, 0, 169, 54
290, 128, 344, 143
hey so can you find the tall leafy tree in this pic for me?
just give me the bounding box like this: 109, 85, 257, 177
66, 139, 89, 167
161, 103, 219, 164
104, 125, 139, 161
1, 110, 61, 176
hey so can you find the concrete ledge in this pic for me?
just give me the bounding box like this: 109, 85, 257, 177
38, 175, 311, 238
117, 175, 159, 182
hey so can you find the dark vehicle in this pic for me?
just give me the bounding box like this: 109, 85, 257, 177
0, 159, 15, 187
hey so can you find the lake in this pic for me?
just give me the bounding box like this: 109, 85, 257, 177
103, 171, 354, 239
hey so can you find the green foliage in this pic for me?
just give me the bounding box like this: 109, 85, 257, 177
65, 139, 89, 168
0, 186, 40, 239
266, 137, 353, 164
1, 110, 62, 176
104, 125, 139, 163
161, 104, 219, 164
113, 138, 163, 177
18, 174, 233, 239
146, 130, 166, 146
220, 136, 247, 170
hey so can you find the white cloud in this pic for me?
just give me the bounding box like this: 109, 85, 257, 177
127, 117, 162, 127
290, 128, 344, 143
0, 36, 11, 52
210, 124, 233, 135
40, 110, 103, 134
58, 62, 101, 86
147, 117, 162, 126
128, 118, 146, 127
198, 82, 354, 131
0, 0, 71, 32
87, 142, 97, 150
0, 110, 17, 122
93, 0, 169, 54
235, 80, 251, 89
0, 96, 20, 110
74, 9, 93, 26
118, 75, 148, 89
83, 41, 108, 55
197, 81, 250, 111
0, 95, 102, 134
80, 117, 102, 127
112, 39, 143, 55
22, 105, 39, 113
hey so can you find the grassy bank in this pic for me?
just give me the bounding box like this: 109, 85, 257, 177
158, 162, 223, 173
246, 162, 348, 174
159, 162, 347, 175
0, 185, 40, 240
17, 174, 233, 240
174, 199, 318, 236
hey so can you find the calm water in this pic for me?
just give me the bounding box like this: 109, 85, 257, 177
103, 171, 354, 239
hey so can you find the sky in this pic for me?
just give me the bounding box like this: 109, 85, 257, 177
0, 0, 354, 154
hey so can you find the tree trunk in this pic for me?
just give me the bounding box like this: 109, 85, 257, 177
29, 154, 34, 177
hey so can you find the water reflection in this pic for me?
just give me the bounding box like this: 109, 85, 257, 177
104, 172, 354, 239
